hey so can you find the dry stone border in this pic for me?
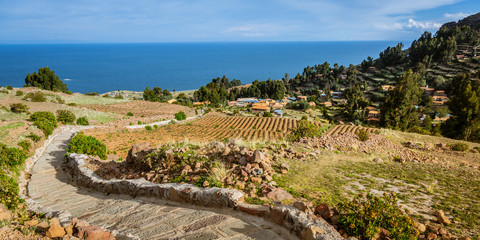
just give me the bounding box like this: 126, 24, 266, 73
67, 153, 344, 240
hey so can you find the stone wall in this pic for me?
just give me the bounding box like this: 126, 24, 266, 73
67, 153, 343, 240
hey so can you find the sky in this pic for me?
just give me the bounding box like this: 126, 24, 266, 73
0, 0, 479, 43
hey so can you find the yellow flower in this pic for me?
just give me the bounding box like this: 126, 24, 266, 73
350, 223, 355, 229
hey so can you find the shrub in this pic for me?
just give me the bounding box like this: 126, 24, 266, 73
23, 92, 47, 102
289, 119, 323, 141
56, 110, 76, 124
174, 111, 187, 121
137, 121, 142, 125
0, 171, 23, 210
24, 67, 68, 92
67, 132, 107, 159
67, 103, 77, 107
26, 133, 41, 142
0, 89, 8, 94
114, 94, 124, 99
356, 128, 369, 141
76, 116, 89, 126
85, 92, 99, 96
0, 143, 27, 167
10, 103, 29, 114
263, 112, 273, 117
56, 97, 65, 104
153, 125, 158, 129
127, 112, 134, 116
18, 140, 31, 151
6, 85, 13, 90
102, 94, 110, 98
337, 193, 418, 239
145, 125, 153, 131
30, 111, 57, 136
15, 90, 24, 96
450, 142, 469, 152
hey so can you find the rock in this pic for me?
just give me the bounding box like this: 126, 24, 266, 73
46, 224, 66, 238
0, 226, 9, 235
250, 177, 262, 184
71, 218, 90, 229
373, 158, 383, 163
266, 188, 293, 202
305, 225, 326, 240
413, 221, 426, 232
280, 163, 290, 170
36, 221, 49, 230
426, 233, 438, 240
50, 218, 61, 226
222, 146, 231, 156
0, 208, 12, 221
372, 228, 391, 240
252, 168, 263, 176
235, 181, 245, 190
24, 219, 39, 226
65, 225, 74, 236
238, 203, 269, 217
438, 228, 447, 235
293, 201, 309, 213
434, 210, 451, 225
238, 157, 247, 166
458, 237, 471, 240
253, 150, 265, 163
78, 226, 114, 240
126, 142, 153, 164
264, 175, 273, 181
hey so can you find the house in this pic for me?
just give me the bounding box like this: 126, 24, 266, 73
273, 109, 283, 116
365, 106, 377, 112
320, 101, 332, 107
368, 66, 376, 72
420, 86, 435, 96
340, 74, 347, 80
228, 101, 237, 106
251, 103, 270, 113
367, 117, 380, 124
167, 99, 177, 104
271, 103, 284, 110
367, 110, 380, 118
432, 90, 448, 105
193, 101, 210, 106
331, 91, 342, 98
237, 98, 259, 106
381, 85, 395, 91
456, 54, 465, 60
287, 97, 297, 101
434, 115, 451, 122
309, 101, 316, 107
297, 96, 307, 101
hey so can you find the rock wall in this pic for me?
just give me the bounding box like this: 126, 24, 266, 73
67, 153, 343, 240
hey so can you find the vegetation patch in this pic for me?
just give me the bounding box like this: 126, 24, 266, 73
67, 132, 107, 159
56, 109, 76, 124
30, 111, 57, 136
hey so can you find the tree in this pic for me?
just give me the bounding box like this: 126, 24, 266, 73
344, 83, 369, 121
442, 74, 480, 140
380, 70, 423, 131
25, 67, 68, 92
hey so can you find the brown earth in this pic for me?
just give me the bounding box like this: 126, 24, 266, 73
81, 100, 195, 118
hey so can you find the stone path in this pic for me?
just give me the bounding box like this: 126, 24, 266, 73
27, 131, 296, 240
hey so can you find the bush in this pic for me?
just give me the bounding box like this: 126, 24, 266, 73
67, 103, 77, 107
114, 94, 124, 99
15, 90, 24, 96
85, 92, 99, 96
26, 133, 41, 142
23, 92, 47, 102
356, 128, 369, 141
145, 125, 153, 131
6, 85, 13, 90
76, 116, 89, 126
337, 193, 418, 239
289, 119, 323, 141
263, 112, 273, 117
67, 132, 107, 159
450, 142, 469, 152
153, 125, 158, 129
0, 143, 27, 168
0, 89, 8, 94
30, 111, 57, 136
56, 110, 76, 124
18, 140, 31, 151
174, 111, 187, 121
102, 94, 110, 98
10, 103, 29, 114
56, 97, 65, 104
0, 171, 23, 210
127, 112, 134, 116
24, 67, 68, 92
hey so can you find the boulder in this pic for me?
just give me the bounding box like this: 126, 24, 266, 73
306, 225, 326, 240
434, 210, 451, 225
266, 188, 293, 202
413, 221, 426, 232
24, 219, 39, 226
36, 221, 49, 230
253, 150, 265, 163
46, 224, 66, 238
126, 142, 153, 164
78, 226, 114, 240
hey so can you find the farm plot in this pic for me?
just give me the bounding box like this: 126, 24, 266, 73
86, 116, 320, 157
325, 125, 377, 135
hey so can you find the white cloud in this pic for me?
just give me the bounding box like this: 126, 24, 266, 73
404, 19, 442, 29
444, 12, 471, 20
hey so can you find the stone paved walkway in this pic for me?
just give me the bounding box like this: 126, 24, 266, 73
27, 131, 296, 240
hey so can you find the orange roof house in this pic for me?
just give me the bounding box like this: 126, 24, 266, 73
297, 96, 307, 101
381, 85, 395, 91
309, 101, 316, 107
320, 101, 332, 107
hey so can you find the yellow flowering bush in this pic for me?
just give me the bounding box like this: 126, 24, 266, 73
337, 193, 418, 239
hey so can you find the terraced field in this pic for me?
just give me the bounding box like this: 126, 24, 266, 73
86, 116, 323, 157
325, 124, 377, 135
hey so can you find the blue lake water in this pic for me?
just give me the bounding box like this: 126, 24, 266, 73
0, 41, 401, 93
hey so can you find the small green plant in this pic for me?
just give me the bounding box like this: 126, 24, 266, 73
289, 119, 323, 141
67, 103, 77, 107
450, 142, 469, 152
145, 125, 153, 131
67, 132, 107, 159
337, 193, 418, 239
356, 128, 369, 141
127, 112, 134, 116
263, 112, 273, 117
56, 97, 65, 104
137, 120, 142, 125
175, 111, 187, 121
30, 111, 57, 136
245, 197, 269, 205
153, 125, 158, 129
56, 110, 76, 124
26, 133, 41, 143
6, 85, 13, 90
10, 103, 29, 114
23, 92, 47, 102
0, 143, 27, 167
114, 94, 124, 99
0, 171, 24, 210
18, 140, 31, 151
76, 116, 89, 126
0, 89, 8, 94
15, 90, 24, 96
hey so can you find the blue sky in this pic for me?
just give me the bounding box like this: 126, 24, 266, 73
0, 0, 478, 43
